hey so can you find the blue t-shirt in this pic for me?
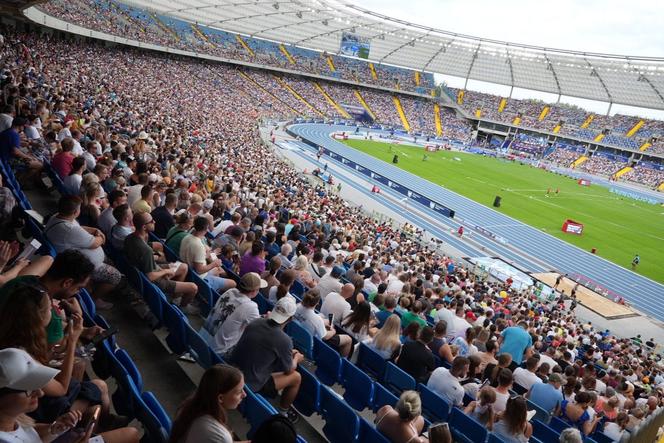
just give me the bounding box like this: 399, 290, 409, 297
499, 326, 532, 365
529, 382, 563, 414
0, 128, 20, 162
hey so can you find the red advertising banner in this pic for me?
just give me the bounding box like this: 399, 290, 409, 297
562, 219, 584, 235
577, 178, 591, 186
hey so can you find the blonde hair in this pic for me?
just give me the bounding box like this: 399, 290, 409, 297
293, 255, 308, 271
373, 315, 402, 354
396, 390, 421, 421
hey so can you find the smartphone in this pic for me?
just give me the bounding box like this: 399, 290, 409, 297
328, 313, 334, 325
91, 326, 119, 345
80, 405, 101, 440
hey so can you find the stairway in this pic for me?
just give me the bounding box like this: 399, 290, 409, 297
275, 76, 325, 117
613, 166, 633, 179
236, 71, 300, 115
457, 90, 465, 105
353, 90, 377, 121
326, 56, 336, 72
279, 44, 296, 65
414, 71, 420, 86
538, 105, 550, 121
433, 103, 443, 136
368, 63, 378, 80
235, 34, 254, 57
392, 96, 411, 132
150, 13, 179, 41
639, 141, 652, 152
312, 82, 350, 118
581, 114, 594, 129
553, 123, 562, 133
571, 155, 589, 168
512, 116, 522, 125
626, 120, 645, 138
593, 133, 605, 143
191, 23, 210, 44
498, 98, 507, 113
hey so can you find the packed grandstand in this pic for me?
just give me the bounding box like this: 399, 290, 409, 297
0, 1, 663, 443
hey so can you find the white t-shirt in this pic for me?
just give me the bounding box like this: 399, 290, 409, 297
0, 424, 41, 443
427, 367, 464, 407
180, 234, 209, 277
513, 367, 542, 391
82, 151, 97, 171
203, 288, 260, 354
63, 174, 82, 195
316, 274, 342, 301
294, 304, 326, 339
44, 217, 105, 267
493, 389, 510, 414
320, 292, 351, 327
538, 354, 558, 373
449, 316, 472, 340
127, 184, 143, 207
183, 415, 232, 443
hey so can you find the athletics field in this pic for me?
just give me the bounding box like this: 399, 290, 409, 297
342, 139, 664, 283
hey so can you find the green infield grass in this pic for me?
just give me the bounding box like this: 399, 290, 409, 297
341, 139, 664, 283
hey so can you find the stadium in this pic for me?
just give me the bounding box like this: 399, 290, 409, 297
0, 0, 663, 442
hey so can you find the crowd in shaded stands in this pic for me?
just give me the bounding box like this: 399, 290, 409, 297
543, 148, 583, 167
577, 156, 628, 177
38, 0, 434, 95
5, 19, 664, 442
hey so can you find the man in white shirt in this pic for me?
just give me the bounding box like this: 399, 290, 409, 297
180, 216, 235, 293
537, 346, 558, 374
98, 189, 127, 236
513, 356, 542, 391
109, 204, 134, 250
203, 272, 266, 355
320, 283, 354, 327
316, 266, 344, 301
427, 356, 469, 407
81, 141, 98, 171
363, 272, 381, 296
0, 105, 13, 132
126, 173, 149, 207
448, 305, 472, 340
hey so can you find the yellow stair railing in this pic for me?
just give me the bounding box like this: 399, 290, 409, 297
593, 133, 605, 143
639, 141, 652, 152
191, 23, 210, 43
368, 63, 378, 80
392, 96, 411, 132
235, 34, 254, 57
457, 90, 465, 105
613, 166, 632, 179
326, 56, 336, 72
581, 114, 594, 129
626, 120, 644, 137
538, 105, 550, 121
312, 82, 350, 118
279, 44, 296, 65
237, 71, 300, 115
275, 76, 324, 117
498, 98, 507, 113
553, 124, 562, 133
433, 103, 443, 136
512, 116, 522, 125
414, 71, 421, 86
571, 155, 588, 168
354, 90, 377, 121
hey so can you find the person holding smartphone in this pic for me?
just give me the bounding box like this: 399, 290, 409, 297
0, 348, 139, 443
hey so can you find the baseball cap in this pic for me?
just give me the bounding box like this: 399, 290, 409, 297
240, 272, 268, 292
0, 348, 59, 391
269, 296, 297, 324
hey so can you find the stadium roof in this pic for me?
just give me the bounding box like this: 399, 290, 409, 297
125, 0, 664, 110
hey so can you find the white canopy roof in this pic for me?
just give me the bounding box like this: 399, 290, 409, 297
125, 0, 664, 110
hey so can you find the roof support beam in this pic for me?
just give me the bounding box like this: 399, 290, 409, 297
422, 40, 452, 72
463, 43, 482, 88
637, 74, 664, 105
251, 15, 336, 39
162, 1, 298, 15
205, 10, 302, 28
543, 52, 562, 97
292, 21, 376, 46
584, 57, 612, 102
378, 32, 431, 64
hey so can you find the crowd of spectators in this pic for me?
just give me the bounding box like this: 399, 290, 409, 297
38, 0, 434, 95
621, 165, 664, 189
543, 148, 584, 167
4, 15, 664, 443
577, 155, 627, 177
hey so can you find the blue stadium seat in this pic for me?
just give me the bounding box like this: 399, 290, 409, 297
371, 382, 398, 413
527, 398, 551, 424
314, 337, 341, 385
161, 302, 189, 355
253, 293, 273, 316
382, 362, 415, 395
488, 433, 508, 443
356, 343, 387, 380
141, 275, 166, 326
43, 160, 69, 196
242, 389, 278, 439
142, 391, 173, 441
532, 419, 561, 443
126, 266, 144, 297
115, 349, 144, 392
340, 358, 374, 411
185, 322, 222, 369
418, 383, 450, 423
549, 416, 571, 433
358, 417, 390, 443
512, 382, 528, 396
77, 288, 96, 318
120, 373, 170, 443
291, 279, 306, 298
293, 366, 320, 417
588, 431, 613, 443
187, 270, 217, 317
449, 407, 487, 443
319, 386, 360, 443
286, 320, 314, 360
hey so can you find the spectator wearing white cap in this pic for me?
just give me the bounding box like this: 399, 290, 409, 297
0, 348, 139, 443
230, 296, 302, 423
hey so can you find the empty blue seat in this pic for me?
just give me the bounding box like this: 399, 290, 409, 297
512, 382, 528, 396
588, 432, 614, 443
527, 398, 551, 424
372, 382, 398, 413
188, 270, 217, 317
532, 419, 561, 443
382, 362, 415, 395
253, 293, 273, 315
549, 416, 571, 433
488, 433, 508, 443
293, 366, 320, 417
115, 349, 144, 392
340, 358, 374, 411
358, 417, 390, 443
185, 322, 220, 369
286, 320, 314, 360
142, 391, 172, 442
319, 386, 359, 443
418, 383, 450, 423
449, 407, 487, 443
242, 389, 278, 439
126, 266, 144, 297
291, 279, 306, 298
121, 373, 170, 443
141, 276, 167, 326
162, 302, 189, 355
357, 343, 387, 380
314, 337, 341, 385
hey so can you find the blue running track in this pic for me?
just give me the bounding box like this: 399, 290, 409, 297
289, 123, 664, 322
